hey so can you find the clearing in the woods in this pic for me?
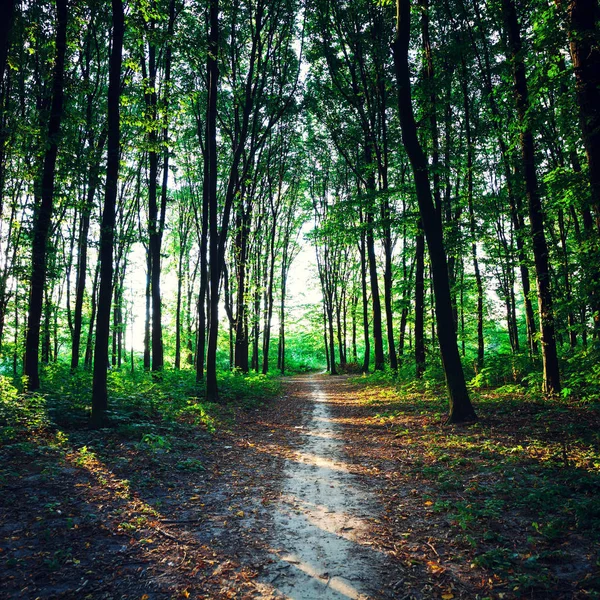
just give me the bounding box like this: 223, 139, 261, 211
1, 374, 599, 599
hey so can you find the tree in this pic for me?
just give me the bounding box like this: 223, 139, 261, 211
91, 0, 124, 427
24, 0, 68, 390
502, 0, 561, 395
392, 0, 476, 422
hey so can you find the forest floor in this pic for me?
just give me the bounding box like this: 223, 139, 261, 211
1, 373, 599, 599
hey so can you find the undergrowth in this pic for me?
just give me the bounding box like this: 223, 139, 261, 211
0, 364, 281, 444
350, 371, 600, 597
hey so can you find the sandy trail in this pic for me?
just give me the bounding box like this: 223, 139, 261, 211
259, 375, 389, 599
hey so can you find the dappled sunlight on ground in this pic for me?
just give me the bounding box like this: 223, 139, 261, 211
326, 374, 600, 599
292, 449, 351, 473
259, 374, 392, 599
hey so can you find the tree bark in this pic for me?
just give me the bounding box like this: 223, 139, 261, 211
502, 0, 561, 394
0, 0, 15, 88
84, 259, 100, 370
359, 211, 370, 373
569, 0, 600, 224
24, 0, 68, 390
567, 0, 600, 331
393, 0, 476, 422
91, 0, 124, 427
415, 227, 426, 378
461, 63, 484, 369
71, 131, 107, 370
366, 199, 385, 371
205, 0, 221, 402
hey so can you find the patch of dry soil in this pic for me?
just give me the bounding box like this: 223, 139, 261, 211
257, 375, 392, 599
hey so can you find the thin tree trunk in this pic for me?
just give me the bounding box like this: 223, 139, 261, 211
175, 246, 184, 369
205, 0, 221, 402
146, 47, 163, 372
567, 0, 600, 331
196, 148, 209, 382
84, 259, 100, 369
262, 219, 277, 375
359, 215, 370, 373
71, 133, 107, 370
42, 288, 51, 364
366, 206, 385, 371
568, 0, 600, 225
502, 0, 561, 394
91, 0, 123, 426
143, 250, 151, 370
234, 210, 250, 372
351, 292, 358, 363
461, 62, 484, 369
415, 227, 425, 378
278, 266, 288, 374
24, 0, 68, 390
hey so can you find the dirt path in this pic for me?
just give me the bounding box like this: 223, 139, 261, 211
257, 375, 392, 599
1, 374, 398, 599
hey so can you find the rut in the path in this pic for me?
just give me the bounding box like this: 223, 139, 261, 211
258, 375, 390, 600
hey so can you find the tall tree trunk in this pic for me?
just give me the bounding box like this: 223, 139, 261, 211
42, 288, 51, 365
557, 210, 577, 348
278, 264, 288, 374
91, 0, 124, 426
502, 0, 561, 394
143, 250, 151, 370
251, 241, 262, 373
393, 0, 476, 422
0, 0, 15, 89
205, 0, 221, 402
359, 214, 370, 373
327, 303, 337, 375
461, 63, 484, 369
382, 227, 397, 371
569, 0, 600, 224
262, 218, 277, 375
175, 245, 184, 369
196, 140, 209, 382
0, 0, 16, 221
234, 209, 250, 372
323, 302, 330, 373
84, 259, 100, 370
567, 0, 600, 330
71, 132, 107, 370
351, 292, 358, 364
146, 46, 164, 372
24, 0, 68, 390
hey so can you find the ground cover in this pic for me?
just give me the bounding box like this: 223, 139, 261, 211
0, 370, 305, 599
1, 370, 599, 599
336, 374, 600, 599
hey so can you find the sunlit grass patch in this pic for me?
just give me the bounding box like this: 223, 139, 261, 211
349, 375, 600, 595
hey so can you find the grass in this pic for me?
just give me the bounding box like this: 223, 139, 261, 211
350, 372, 600, 597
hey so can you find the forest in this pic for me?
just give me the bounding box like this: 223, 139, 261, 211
0, 0, 599, 597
